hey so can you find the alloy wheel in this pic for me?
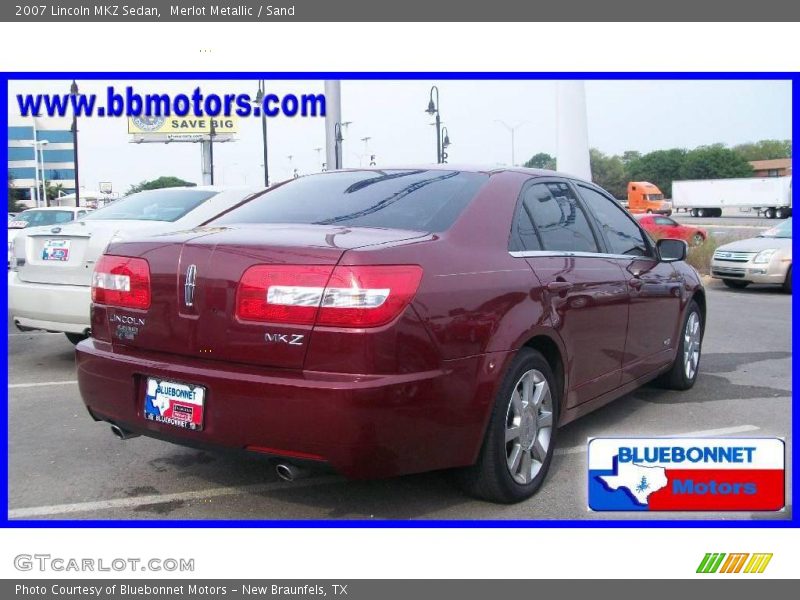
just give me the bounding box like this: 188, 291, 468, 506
504, 369, 553, 484
683, 311, 701, 380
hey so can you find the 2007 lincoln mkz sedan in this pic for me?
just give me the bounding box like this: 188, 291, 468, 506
77, 167, 705, 503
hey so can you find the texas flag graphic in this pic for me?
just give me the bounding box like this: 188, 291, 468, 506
588, 438, 785, 511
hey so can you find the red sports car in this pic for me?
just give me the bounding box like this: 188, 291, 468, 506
636, 214, 707, 246
77, 167, 705, 503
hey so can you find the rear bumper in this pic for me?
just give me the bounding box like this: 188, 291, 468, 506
8, 272, 91, 334
76, 338, 505, 479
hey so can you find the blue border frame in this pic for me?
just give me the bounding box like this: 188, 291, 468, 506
2, 71, 796, 528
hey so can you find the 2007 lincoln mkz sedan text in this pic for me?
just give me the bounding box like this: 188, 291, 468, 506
76, 167, 705, 503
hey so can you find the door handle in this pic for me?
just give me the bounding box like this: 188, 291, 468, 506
628, 278, 644, 290
546, 281, 574, 293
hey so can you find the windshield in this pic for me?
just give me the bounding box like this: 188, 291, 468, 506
82, 188, 217, 222
212, 170, 488, 232
9, 210, 75, 228
759, 218, 792, 239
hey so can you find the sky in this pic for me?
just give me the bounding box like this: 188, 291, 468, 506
7, 79, 792, 194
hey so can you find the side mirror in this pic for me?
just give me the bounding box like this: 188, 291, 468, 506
657, 238, 688, 262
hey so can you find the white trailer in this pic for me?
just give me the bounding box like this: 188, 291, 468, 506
671, 176, 792, 219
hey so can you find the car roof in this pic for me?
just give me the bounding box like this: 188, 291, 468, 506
315, 165, 595, 184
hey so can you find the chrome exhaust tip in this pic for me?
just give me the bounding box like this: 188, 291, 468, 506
276, 463, 307, 482
110, 424, 140, 440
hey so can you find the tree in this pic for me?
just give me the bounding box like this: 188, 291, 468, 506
732, 139, 791, 161
626, 148, 688, 198
679, 145, 753, 181
127, 176, 196, 195
589, 148, 627, 199
46, 183, 66, 202
8, 173, 26, 212
524, 152, 556, 170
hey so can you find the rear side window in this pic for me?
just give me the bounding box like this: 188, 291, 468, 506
521, 182, 599, 253
578, 185, 650, 257
11, 210, 74, 227
213, 170, 488, 232
82, 189, 217, 222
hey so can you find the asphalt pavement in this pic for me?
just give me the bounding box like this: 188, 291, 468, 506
7, 280, 792, 521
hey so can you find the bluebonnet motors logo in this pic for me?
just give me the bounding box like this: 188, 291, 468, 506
588, 437, 784, 511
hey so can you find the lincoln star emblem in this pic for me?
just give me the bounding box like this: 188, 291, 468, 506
184, 264, 197, 307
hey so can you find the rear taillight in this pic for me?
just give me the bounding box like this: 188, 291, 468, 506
91, 255, 151, 310
236, 264, 423, 328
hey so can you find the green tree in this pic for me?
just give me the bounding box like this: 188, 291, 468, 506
524, 152, 556, 170
679, 145, 753, 180
127, 176, 196, 195
8, 173, 26, 212
621, 150, 642, 165
589, 148, 627, 199
46, 183, 66, 202
627, 148, 688, 198
732, 139, 791, 161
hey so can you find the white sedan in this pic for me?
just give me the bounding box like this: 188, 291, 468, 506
8, 206, 92, 266
9, 186, 265, 344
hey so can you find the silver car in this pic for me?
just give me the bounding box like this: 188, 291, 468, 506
711, 218, 792, 292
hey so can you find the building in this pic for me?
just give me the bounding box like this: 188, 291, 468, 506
8, 116, 76, 207
749, 158, 792, 178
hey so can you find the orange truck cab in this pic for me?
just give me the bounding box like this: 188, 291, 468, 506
627, 181, 672, 215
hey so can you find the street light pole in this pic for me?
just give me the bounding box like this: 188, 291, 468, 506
70, 80, 80, 206
208, 120, 215, 185
426, 86, 442, 164
495, 120, 526, 167
255, 80, 270, 187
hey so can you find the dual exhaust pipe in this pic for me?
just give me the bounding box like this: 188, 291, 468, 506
110, 424, 140, 441
110, 424, 309, 483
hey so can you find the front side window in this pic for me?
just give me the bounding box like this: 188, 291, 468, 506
82, 189, 217, 222
521, 182, 599, 253
578, 185, 650, 257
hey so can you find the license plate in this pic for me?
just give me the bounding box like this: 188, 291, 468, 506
143, 377, 205, 431
42, 239, 71, 261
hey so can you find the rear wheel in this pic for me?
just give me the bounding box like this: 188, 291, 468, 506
458, 348, 558, 503
655, 300, 703, 391
65, 333, 88, 345
776, 207, 789, 219
765, 207, 777, 219
697, 208, 707, 218
722, 279, 749, 289
783, 267, 792, 293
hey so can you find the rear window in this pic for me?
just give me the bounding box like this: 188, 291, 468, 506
9, 210, 75, 228
212, 170, 488, 232
82, 189, 217, 222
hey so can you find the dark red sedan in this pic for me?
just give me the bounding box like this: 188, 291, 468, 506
636, 214, 707, 246
77, 167, 705, 503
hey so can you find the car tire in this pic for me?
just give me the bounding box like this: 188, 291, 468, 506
691, 233, 705, 246
722, 279, 749, 289
766, 208, 777, 219
654, 300, 703, 391
783, 266, 792, 293
65, 332, 89, 345
697, 208, 706, 218
776, 208, 788, 219
690, 209, 698, 217
458, 348, 559, 504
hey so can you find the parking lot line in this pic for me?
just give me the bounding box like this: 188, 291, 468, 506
8, 475, 343, 519
554, 424, 760, 456
8, 380, 78, 389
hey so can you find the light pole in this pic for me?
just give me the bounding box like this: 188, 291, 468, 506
440, 127, 451, 164
495, 120, 526, 167
254, 80, 270, 186
333, 123, 344, 170
208, 119, 216, 185
426, 86, 442, 163
23, 139, 49, 207
70, 80, 80, 206
37, 140, 49, 205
